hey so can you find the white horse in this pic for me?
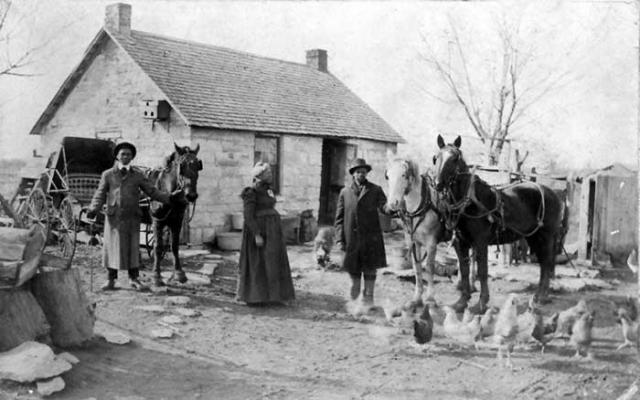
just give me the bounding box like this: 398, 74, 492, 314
385, 158, 448, 307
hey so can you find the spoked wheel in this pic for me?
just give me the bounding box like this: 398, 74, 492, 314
45, 196, 77, 269
145, 223, 169, 260
18, 188, 50, 239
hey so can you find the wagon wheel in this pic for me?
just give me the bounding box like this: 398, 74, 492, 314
145, 223, 169, 260
18, 188, 50, 237
44, 196, 77, 269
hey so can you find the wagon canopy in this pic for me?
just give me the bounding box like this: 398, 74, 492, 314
57, 137, 115, 175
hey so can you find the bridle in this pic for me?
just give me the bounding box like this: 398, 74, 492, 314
154, 152, 202, 222
435, 147, 545, 237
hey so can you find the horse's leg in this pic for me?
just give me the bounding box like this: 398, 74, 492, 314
452, 238, 471, 313
153, 222, 165, 286
532, 234, 554, 305
423, 237, 438, 305
469, 243, 489, 314
408, 244, 425, 308
170, 218, 187, 283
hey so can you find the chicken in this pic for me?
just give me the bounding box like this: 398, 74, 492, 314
616, 308, 639, 351
494, 293, 519, 368
461, 308, 474, 324
413, 304, 434, 345
383, 298, 402, 323
570, 310, 595, 358
313, 227, 334, 268
480, 307, 498, 338
543, 312, 559, 335
557, 299, 589, 338
517, 296, 554, 352
623, 295, 638, 322
443, 305, 482, 348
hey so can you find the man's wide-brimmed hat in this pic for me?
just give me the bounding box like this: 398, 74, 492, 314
348, 158, 372, 174
113, 141, 137, 159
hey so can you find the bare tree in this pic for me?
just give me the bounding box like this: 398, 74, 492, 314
419, 11, 575, 167
0, 0, 78, 78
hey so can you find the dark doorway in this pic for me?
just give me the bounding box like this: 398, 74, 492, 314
586, 179, 596, 259
318, 140, 354, 225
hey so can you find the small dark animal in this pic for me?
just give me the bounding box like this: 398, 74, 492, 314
314, 227, 334, 267
413, 304, 434, 344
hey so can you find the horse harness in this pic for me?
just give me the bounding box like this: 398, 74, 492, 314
440, 170, 546, 238
398, 174, 448, 264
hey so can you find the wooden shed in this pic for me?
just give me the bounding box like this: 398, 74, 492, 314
577, 163, 637, 265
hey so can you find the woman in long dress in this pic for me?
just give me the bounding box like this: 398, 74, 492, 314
236, 162, 295, 305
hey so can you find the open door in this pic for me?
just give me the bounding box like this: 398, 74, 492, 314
318, 140, 356, 225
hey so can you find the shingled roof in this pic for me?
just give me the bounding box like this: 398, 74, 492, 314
31, 28, 404, 144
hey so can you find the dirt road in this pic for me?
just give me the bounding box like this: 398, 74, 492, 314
2, 231, 639, 399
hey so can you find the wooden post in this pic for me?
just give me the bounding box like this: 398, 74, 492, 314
30, 267, 95, 348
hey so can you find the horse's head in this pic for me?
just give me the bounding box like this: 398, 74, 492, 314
172, 143, 202, 202
385, 158, 420, 211
433, 134, 466, 192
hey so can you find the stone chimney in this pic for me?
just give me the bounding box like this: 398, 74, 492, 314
105, 3, 131, 36
306, 49, 328, 72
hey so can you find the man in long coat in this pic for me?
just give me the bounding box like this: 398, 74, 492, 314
87, 141, 177, 291
335, 158, 389, 307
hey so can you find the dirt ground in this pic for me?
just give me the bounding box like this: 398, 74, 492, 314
1, 230, 639, 400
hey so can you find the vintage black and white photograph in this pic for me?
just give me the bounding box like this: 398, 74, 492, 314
0, 0, 638, 398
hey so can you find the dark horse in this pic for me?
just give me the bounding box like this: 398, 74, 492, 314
148, 143, 202, 286
433, 135, 563, 314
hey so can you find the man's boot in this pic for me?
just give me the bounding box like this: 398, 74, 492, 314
349, 273, 361, 301
362, 275, 376, 307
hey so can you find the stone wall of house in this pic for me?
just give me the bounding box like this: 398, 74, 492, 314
279, 135, 323, 215
36, 38, 189, 171
348, 139, 398, 187
189, 130, 324, 244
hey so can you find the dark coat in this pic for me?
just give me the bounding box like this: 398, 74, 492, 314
89, 165, 169, 270
236, 184, 295, 303
334, 180, 388, 274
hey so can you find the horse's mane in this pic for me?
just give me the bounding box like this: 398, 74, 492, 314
163, 152, 177, 169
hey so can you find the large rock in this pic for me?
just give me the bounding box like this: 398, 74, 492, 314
0, 342, 72, 383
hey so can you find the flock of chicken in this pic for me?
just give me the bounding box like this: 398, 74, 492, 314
383, 294, 639, 368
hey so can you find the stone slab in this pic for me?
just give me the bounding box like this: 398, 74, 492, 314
150, 328, 174, 339
0, 342, 72, 383
134, 305, 167, 313
37, 376, 65, 396
164, 296, 191, 305
173, 308, 201, 318
160, 315, 185, 325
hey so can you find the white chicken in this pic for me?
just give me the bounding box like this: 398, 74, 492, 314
494, 293, 519, 368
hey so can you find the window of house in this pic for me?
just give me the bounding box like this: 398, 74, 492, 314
254, 135, 280, 193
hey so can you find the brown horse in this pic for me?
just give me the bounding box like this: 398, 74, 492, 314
148, 143, 202, 286
385, 158, 449, 307
433, 135, 563, 314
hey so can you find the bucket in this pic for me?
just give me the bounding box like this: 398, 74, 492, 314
216, 232, 243, 251
230, 213, 244, 231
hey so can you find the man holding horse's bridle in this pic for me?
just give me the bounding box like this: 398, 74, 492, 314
335, 158, 391, 311
87, 141, 182, 291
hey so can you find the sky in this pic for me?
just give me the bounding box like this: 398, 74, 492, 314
0, 0, 637, 172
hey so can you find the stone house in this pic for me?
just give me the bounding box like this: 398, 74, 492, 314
29, 3, 404, 244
